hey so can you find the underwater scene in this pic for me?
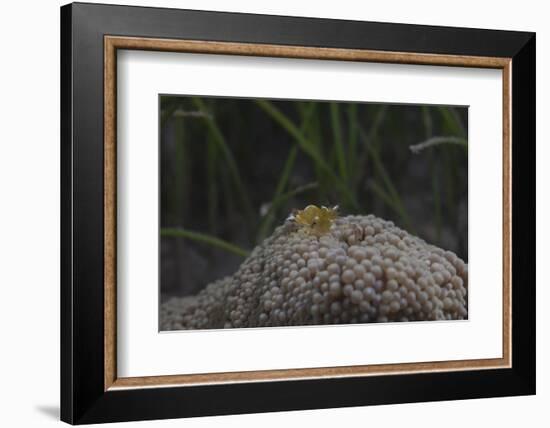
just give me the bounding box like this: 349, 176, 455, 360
159, 96, 468, 330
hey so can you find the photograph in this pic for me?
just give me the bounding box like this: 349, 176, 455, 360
159, 96, 469, 330
55, 2, 536, 424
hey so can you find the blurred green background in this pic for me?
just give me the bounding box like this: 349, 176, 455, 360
160, 96, 468, 299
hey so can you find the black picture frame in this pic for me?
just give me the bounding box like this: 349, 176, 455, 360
61, 2, 535, 424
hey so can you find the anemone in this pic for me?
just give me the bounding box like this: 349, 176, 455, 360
161, 214, 468, 330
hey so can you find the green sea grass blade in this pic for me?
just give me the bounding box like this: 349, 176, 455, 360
330, 103, 347, 181
409, 136, 468, 154
355, 105, 388, 188
192, 97, 255, 224
256, 102, 317, 242
161, 228, 249, 258
438, 106, 466, 138
255, 99, 358, 210
347, 104, 358, 183
160, 99, 180, 128
422, 106, 442, 241
174, 117, 187, 224
256, 146, 298, 242
206, 133, 219, 234
258, 182, 319, 241
358, 126, 414, 232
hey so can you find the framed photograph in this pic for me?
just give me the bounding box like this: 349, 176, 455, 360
60, 2, 535, 424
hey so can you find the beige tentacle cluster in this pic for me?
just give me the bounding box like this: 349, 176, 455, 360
161, 213, 467, 330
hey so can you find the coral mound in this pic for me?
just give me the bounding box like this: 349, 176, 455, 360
161, 215, 468, 330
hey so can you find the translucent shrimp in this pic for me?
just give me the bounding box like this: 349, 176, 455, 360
288, 204, 339, 236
